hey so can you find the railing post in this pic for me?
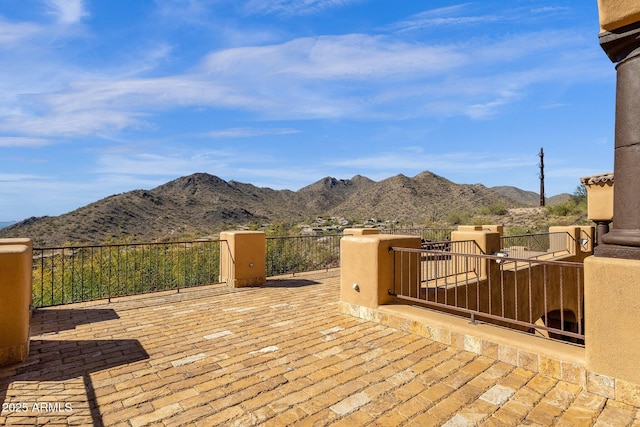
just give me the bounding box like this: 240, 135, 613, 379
0, 239, 32, 366
219, 231, 266, 288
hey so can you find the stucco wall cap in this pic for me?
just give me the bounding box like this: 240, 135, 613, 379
580, 173, 614, 185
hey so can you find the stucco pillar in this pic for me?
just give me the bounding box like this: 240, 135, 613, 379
451, 227, 501, 255
583, 1, 640, 385
596, 1, 640, 259
585, 255, 640, 384
0, 240, 32, 365
482, 225, 504, 236
0, 238, 33, 317
581, 173, 614, 246
340, 234, 421, 309
219, 231, 266, 288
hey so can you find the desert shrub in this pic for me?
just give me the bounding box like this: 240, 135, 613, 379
545, 185, 587, 217
506, 226, 532, 236
33, 240, 221, 307
447, 211, 471, 225
546, 203, 577, 216
478, 204, 509, 216
469, 217, 486, 226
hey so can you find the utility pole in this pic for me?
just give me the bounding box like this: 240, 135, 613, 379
539, 147, 545, 207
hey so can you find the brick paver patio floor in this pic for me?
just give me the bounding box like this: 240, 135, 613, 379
1, 270, 639, 426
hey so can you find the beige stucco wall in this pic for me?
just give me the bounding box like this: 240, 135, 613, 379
585, 255, 640, 384
585, 182, 614, 222
0, 238, 33, 316
451, 228, 501, 254
598, 0, 640, 32
482, 225, 504, 236
549, 226, 580, 255
219, 231, 266, 288
549, 226, 595, 261
0, 241, 32, 365
340, 234, 421, 309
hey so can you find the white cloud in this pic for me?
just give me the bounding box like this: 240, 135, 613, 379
202, 34, 466, 80
245, 0, 359, 16
464, 89, 520, 120
388, 13, 499, 33
0, 17, 41, 45
530, 7, 571, 15
328, 151, 534, 174
0, 75, 259, 136
0, 173, 45, 182
0, 9, 610, 138
46, 0, 88, 25
383, 3, 498, 33
96, 152, 221, 177
0, 110, 147, 137
0, 137, 51, 147
208, 127, 299, 138
91, 146, 322, 191
415, 3, 473, 17
155, 0, 210, 20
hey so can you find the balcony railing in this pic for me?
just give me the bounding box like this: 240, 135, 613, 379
383, 227, 453, 242
33, 234, 344, 308
390, 246, 585, 344
266, 234, 342, 276
419, 240, 483, 282
33, 240, 227, 307
500, 232, 574, 260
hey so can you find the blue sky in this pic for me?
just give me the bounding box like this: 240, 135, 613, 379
0, 0, 614, 221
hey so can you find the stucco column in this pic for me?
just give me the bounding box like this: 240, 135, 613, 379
585, 255, 640, 384
584, 1, 640, 384
340, 234, 421, 309
596, 1, 640, 259
219, 231, 266, 288
0, 241, 32, 365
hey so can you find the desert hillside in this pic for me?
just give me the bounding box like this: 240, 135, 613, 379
0, 171, 577, 246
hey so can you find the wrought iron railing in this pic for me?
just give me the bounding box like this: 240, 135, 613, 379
33, 240, 226, 307
419, 240, 483, 282
500, 232, 574, 260
390, 247, 585, 344
266, 234, 341, 276
33, 234, 344, 307
383, 227, 453, 242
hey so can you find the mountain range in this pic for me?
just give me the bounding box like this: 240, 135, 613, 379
0, 171, 567, 246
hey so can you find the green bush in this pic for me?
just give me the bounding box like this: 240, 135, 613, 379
506, 226, 532, 236
33, 241, 221, 307
447, 211, 471, 225
477, 204, 509, 216
545, 185, 587, 217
